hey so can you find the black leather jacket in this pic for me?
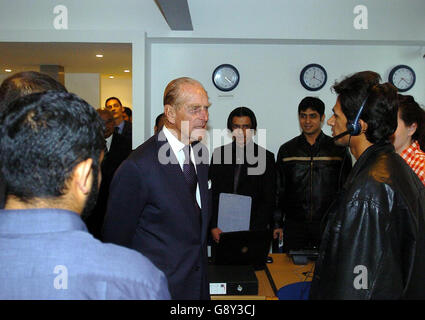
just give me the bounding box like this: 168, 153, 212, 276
276, 132, 352, 225
310, 143, 425, 299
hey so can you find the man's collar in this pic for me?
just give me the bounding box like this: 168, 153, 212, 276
301, 130, 324, 145
0, 208, 86, 234
115, 120, 125, 134
163, 125, 186, 153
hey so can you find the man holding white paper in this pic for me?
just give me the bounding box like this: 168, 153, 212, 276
209, 107, 278, 243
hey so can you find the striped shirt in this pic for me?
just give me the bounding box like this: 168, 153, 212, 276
401, 140, 425, 186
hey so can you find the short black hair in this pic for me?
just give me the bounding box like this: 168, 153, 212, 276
333, 71, 381, 123
360, 83, 398, 143
298, 97, 325, 117
0, 71, 67, 113
334, 71, 397, 143
227, 107, 257, 131
123, 107, 132, 117
105, 96, 122, 108
398, 94, 425, 150
0, 91, 104, 201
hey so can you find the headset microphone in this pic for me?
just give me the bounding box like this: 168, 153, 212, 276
331, 130, 350, 141
332, 97, 368, 141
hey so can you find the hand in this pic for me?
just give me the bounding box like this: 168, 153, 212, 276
273, 228, 283, 240
211, 228, 222, 243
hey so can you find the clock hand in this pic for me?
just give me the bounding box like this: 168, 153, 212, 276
224, 76, 232, 83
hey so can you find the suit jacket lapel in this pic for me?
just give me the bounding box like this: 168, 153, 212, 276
155, 132, 200, 222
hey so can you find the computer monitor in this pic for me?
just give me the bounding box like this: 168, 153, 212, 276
211, 230, 271, 270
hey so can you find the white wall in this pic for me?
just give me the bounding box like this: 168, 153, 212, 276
186, 0, 425, 42
65, 73, 100, 109
0, 72, 101, 110
150, 42, 425, 156
0, 0, 424, 146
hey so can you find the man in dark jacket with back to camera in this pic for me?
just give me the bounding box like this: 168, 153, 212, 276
276, 97, 352, 252
310, 71, 425, 299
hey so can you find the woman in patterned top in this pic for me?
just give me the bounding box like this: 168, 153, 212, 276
392, 94, 425, 185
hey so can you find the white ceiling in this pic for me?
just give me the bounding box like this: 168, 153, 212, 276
1, 0, 423, 79
0, 0, 187, 79
0, 42, 132, 78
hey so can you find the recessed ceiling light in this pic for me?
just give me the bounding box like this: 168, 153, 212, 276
124, 69, 130, 73
109, 76, 114, 79
96, 54, 103, 58
5, 69, 12, 72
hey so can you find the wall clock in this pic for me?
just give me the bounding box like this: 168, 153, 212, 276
300, 64, 327, 91
389, 65, 416, 92
212, 64, 240, 91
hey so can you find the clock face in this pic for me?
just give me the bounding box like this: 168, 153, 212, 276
212, 64, 239, 91
389, 65, 416, 92
300, 64, 327, 91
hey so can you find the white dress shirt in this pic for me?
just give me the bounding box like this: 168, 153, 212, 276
105, 134, 113, 152
162, 126, 201, 208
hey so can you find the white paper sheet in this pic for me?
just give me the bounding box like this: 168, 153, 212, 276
217, 193, 252, 232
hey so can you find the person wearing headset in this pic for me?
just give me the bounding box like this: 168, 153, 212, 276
310, 71, 425, 299
276, 97, 352, 253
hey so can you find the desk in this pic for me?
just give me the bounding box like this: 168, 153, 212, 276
266, 253, 315, 291
210, 253, 314, 300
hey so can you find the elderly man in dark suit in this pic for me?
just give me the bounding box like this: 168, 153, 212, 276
103, 77, 212, 300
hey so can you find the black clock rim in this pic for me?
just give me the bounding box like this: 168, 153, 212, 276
212, 64, 240, 92
300, 63, 327, 91
388, 64, 416, 92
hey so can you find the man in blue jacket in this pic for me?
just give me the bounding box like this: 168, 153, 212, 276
0, 91, 170, 299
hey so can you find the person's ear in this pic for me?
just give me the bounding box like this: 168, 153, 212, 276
73, 158, 93, 196
407, 122, 417, 137
164, 104, 176, 125
359, 119, 368, 134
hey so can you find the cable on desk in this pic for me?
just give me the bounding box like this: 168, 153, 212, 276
265, 263, 278, 296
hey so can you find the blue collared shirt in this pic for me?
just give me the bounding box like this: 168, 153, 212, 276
0, 208, 170, 300
116, 120, 125, 135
